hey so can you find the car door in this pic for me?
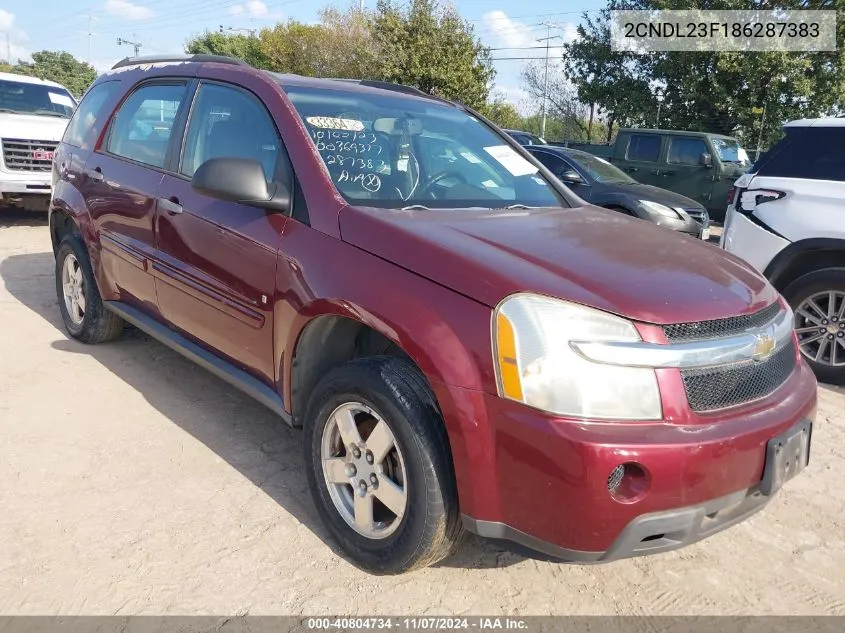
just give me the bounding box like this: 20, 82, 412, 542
664, 135, 714, 208
531, 150, 593, 202
84, 80, 189, 311
615, 132, 665, 187
153, 80, 287, 384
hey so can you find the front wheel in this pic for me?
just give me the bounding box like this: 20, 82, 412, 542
303, 356, 461, 574
783, 267, 845, 385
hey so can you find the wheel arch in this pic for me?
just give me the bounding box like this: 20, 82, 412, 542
764, 238, 845, 292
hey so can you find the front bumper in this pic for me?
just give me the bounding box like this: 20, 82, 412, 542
0, 170, 52, 210
432, 358, 817, 562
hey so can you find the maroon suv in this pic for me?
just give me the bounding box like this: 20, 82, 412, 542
49, 55, 816, 574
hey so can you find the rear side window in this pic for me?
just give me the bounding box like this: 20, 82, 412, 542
106, 82, 186, 169
667, 137, 708, 165
756, 127, 845, 181
63, 81, 120, 149
532, 151, 568, 175
626, 134, 661, 162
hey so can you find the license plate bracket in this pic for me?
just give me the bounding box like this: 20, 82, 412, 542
760, 420, 812, 496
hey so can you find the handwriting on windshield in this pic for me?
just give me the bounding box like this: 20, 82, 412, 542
309, 126, 389, 192
338, 170, 382, 192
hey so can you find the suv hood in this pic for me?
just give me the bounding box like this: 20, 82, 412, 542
340, 204, 777, 325
0, 112, 70, 142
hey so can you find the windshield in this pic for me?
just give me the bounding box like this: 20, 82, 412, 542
711, 137, 745, 164
0, 79, 76, 118
567, 151, 634, 184
283, 85, 563, 210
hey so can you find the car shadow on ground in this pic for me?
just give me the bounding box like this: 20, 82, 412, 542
0, 250, 526, 572
0, 210, 48, 228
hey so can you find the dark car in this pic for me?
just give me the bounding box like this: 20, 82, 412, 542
503, 129, 546, 146
49, 54, 815, 575
527, 145, 710, 240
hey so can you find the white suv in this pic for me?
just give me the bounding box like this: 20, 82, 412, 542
0, 72, 76, 212
721, 117, 845, 385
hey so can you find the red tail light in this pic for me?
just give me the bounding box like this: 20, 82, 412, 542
726, 185, 736, 206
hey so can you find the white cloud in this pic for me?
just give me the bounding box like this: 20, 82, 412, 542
0, 8, 14, 31
482, 10, 537, 50
104, 0, 155, 21
229, 1, 268, 17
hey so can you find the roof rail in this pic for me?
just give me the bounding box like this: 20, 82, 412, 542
111, 54, 251, 70
331, 78, 430, 97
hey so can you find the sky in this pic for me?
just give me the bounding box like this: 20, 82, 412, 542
0, 0, 605, 111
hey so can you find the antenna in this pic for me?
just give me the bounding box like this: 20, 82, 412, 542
78, 14, 99, 65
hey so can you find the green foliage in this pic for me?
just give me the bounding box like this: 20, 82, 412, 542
562, 0, 845, 148
369, 0, 494, 108
6, 51, 97, 97
477, 97, 523, 129
185, 31, 268, 68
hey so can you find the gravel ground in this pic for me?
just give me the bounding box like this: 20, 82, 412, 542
0, 212, 843, 615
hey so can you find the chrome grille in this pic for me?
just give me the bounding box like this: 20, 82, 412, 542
663, 302, 781, 343
680, 340, 797, 412
684, 208, 708, 224
2, 138, 58, 172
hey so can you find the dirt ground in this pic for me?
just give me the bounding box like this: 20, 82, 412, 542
1, 212, 843, 616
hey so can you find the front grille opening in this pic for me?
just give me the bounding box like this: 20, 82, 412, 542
681, 340, 797, 412
663, 302, 781, 343
640, 533, 665, 543
2, 138, 58, 172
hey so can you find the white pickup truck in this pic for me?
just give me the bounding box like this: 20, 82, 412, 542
0, 71, 76, 212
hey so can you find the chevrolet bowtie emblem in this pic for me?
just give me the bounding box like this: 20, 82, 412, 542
752, 333, 776, 362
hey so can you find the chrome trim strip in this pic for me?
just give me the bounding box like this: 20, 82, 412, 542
571, 305, 793, 369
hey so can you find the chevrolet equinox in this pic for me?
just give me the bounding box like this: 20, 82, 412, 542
49, 55, 817, 574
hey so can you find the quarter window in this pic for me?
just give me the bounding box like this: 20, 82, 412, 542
106, 83, 186, 168
757, 127, 845, 182
180, 83, 281, 181
667, 137, 708, 165
63, 81, 120, 148
626, 134, 661, 162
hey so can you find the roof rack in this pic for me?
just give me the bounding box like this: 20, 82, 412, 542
331, 78, 429, 97
111, 54, 250, 70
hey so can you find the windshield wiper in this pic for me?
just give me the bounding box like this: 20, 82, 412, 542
32, 109, 68, 118
400, 204, 431, 211
0, 108, 18, 114
503, 204, 538, 210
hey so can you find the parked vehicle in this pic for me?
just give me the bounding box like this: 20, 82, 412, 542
50, 55, 816, 574
503, 129, 546, 145
721, 117, 845, 385
0, 72, 76, 212
577, 129, 750, 222
526, 145, 710, 240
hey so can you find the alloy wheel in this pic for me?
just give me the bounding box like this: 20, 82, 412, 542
320, 402, 408, 539
794, 290, 845, 367
61, 253, 86, 326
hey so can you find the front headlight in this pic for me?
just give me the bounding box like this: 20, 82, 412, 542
493, 294, 662, 420
639, 200, 681, 219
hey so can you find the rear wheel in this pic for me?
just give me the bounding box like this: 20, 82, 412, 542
783, 268, 845, 385
303, 356, 461, 574
55, 234, 124, 343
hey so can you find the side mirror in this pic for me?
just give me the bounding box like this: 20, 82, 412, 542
699, 153, 713, 168
560, 169, 585, 184
192, 157, 290, 212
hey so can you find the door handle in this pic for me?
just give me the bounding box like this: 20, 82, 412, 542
662, 170, 676, 176
85, 167, 104, 182
650, 169, 661, 175
625, 167, 639, 173
158, 196, 183, 215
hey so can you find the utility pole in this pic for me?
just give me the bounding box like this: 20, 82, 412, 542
80, 14, 99, 65
655, 89, 664, 128
537, 22, 561, 140
4, 33, 9, 63
360, 0, 365, 11
117, 37, 142, 57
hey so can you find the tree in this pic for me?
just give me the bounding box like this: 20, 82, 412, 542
9, 51, 97, 97
185, 31, 268, 68
478, 95, 524, 129
372, 0, 495, 109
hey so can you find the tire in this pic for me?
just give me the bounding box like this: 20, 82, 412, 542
55, 233, 124, 344
303, 356, 461, 574
782, 267, 845, 386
